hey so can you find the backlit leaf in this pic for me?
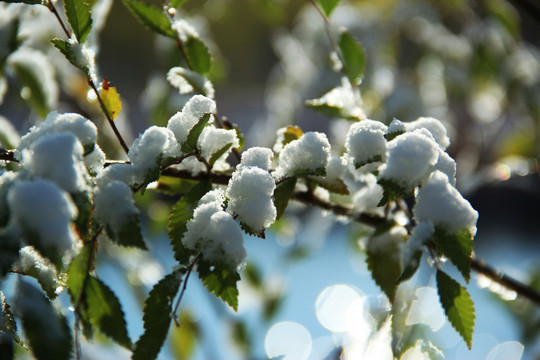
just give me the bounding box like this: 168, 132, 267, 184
133, 269, 185, 360
198, 260, 240, 311
437, 270, 475, 349
181, 113, 211, 153
51, 38, 90, 75
123, 0, 176, 38
433, 227, 473, 283
338, 30, 365, 85
104, 212, 147, 249
273, 177, 296, 220
64, 0, 97, 44
317, 0, 341, 17
184, 36, 212, 75
100, 82, 123, 120
208, 143, 232, 166
377, 178, 410, 207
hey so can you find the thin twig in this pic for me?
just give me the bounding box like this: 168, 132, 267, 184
46, 0, 71, 39
172, 254, 201, 326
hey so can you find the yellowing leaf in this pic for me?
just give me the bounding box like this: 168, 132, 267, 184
100, 83, 122, 120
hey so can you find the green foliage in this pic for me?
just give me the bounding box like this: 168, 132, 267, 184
436, 270, 475, 349
366, 223, 403, 303
64, 0, 97, 44
10, 62, 50, 118
0, 292, 23, 348
133, 269, 185, 360
104, 213, 147, 250
168, 180, 212, 263
123, 0, 176, 38
317, 0, 341, 17
50, 38, 90, 76
182, 113, 212, 153
377, 178, 410, 206
338, 30, 366, 86
169, 0, 186, 8
433, 227, 473, 283
184, 36, 212, 75
168, 310, 200, 360
292, 166, 326, 178
0, 18, 20, 78
398, 249, 423, 284
384, 129, 405, 141
16, 280, 72, 360
273, 177, 297, 220
198, 260, 240, 311
354, 154, 382, 169
208, 142, 233, 167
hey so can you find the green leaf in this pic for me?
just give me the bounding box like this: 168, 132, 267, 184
85, 277, 132, 348
311, 176, 349, 195
397, 249, 423, 284
273, 177, 296, 220
317, 0, 341, 17
384, 129, 405, 141
133, 269, 185, 360
184, 36, 212, 75
64, 0, 97, 44
293, 167, 326, 178
433, 227, 473, 283
100, 83, 123, 120
198, 260, 240, 311
0, 292, 24, 349
15, 280, 72, 360
181, 113, 211, 153
51, 38, 90, 75
168, 180, 212, 264
156, 176, 198, 196
67, 246, 94, 339
436, 270, 475, 349
208, 143, 233, 166
354, 154, 383, 169
304, 99, 358, 121
123, 0, 175, 38
170, 0, 186, 8
338, 30, 366, 85
377, 178, 410, 207
10, 61, 50, 118
366, 225, 404, 303
105, 212, 147, 249
0, 18, 20, 79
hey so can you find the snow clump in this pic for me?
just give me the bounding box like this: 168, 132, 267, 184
345, 119, 388, 168
405, 117, 450, 149
414, 170, 478, 235
167, 95, 216, 145
197, 126, 238, 168
183, 189, 246, 269
274, 131, 331, 179
237, 147, 273, 171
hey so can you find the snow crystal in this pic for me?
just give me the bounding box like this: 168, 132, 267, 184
167, 95, 216, 145
0, 115, 20, 149
93, 180, 140, 236
198, 127, 238, 164
345, 119, 388, 167
414, 171, 478, 235
238, 147, 273, 171
8, 179, 77, 252
378, 130, 440, 191
183, 201, 246, 269
275, 132, 331, 179
387, 118, 406, 135
406, 117, 450, 150
227, 166, 276, 232
22, 133, 89, 193
166, 67, 215, 98
128, 126, 181, 183
17, 112, 97, 158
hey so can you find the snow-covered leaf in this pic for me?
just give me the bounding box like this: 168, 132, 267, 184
16, 280, 72, 360
181, 113, 211, 153
317, 0, 341, 17
377, 178, 410, 207
184, 36, 212, 75
354, 154, 383, 169
304, 98, 358, 121
436, 270, 475, 349
123, 0, 175, 38
167, 67, 215, 98
384, 129, 405, 141
64, 0, 97, 44
338, 30, 365, 85
168, 180, 212, 264
104, 211, 147, 249
198, 260, 240, 311
433, 227, 473, 283
133, 269, 185, 360
0, 292, 24, 348
51, 38, 90, 75
99, 81, 122, 120
366, 222, 404, 303
18, 247, 61, 300
208, 142, 232, 167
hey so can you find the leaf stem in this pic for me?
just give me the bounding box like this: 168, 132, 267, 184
46, 0, 72, 39
172, 254, 201, 326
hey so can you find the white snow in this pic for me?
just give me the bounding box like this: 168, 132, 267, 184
83, 145, 106, 176
274, 132, 331, 179
414, 170, 478, 235
95, 163, 136, 187
17, 112, 97, 158
166, 67, 215, 98
378, 130, 440, 191
19, 246, 61, 296
183, 198, 246, 269
227, 166, 277, 233
21, 133, 89, 193
406, 117, 450, 149
8, 179, 77, 252
199, 188, 225, 206
128, 126, 181, 183
93, 180, 140, 236
306, 77, 365, 120
433, 149, 456, 186
238, 147, 273, 171
345, 119, 388, 167
167, 95, 216, 145
198, 126, 238, 165
68, 36, 97, 83
386, 118, 406, 135
352, 174, 385, 216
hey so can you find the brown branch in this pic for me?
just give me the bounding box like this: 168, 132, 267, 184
46, 0, 71, 39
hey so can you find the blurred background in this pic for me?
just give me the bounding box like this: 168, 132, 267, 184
1, 0, 540, 359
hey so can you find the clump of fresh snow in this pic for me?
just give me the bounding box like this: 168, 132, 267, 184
166, 67, 215, 99
414, 171, 478, 235
19, 246, 61, 297
17, 112, 97, 158
306, 77, 365, 120
352, 174, 384, 216
345, 119, 388, 167
378, 130, 440, 191
167, 95, 216, 145
432, 149, 456, 186
238, 147, 273, 171
406, 117, 450, 149
7, 179, 77, 253
198, 127, 238, 166
227, 166, 277, 233
95, 163, 136, 187
128, 126, 181, 183
170, 157, 207, 176
402, 222, 434, 267
21, 133, 88, 193
67, 36, 97, 83
83, 145, 106, 176
93, 180, 140, 238
183, 194, 246, 269
274, 132, 331, 179
387, 119, 406, 135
